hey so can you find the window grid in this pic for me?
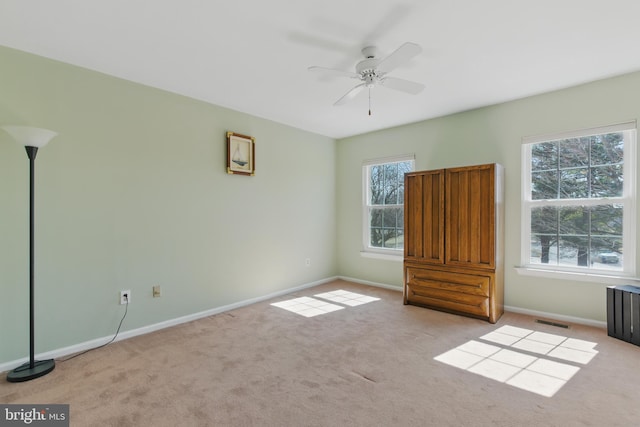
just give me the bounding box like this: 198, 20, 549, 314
522, 126, 635, 276
363, 157, 414, 254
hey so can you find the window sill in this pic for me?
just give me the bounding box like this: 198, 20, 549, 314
514, 266, 640, 285
360, 251, 404, 262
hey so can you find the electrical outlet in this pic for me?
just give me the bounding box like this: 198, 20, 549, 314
305, 258, 311, 267
153, 285, 161, 298
120, 290, 131, 305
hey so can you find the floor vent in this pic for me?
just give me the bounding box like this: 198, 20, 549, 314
535, 319, 569, 328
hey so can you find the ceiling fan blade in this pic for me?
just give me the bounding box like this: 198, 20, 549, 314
334, 83, 366, 106
376, 42, 422, 74
381, 77, 425, 94
308, 66, 360, 79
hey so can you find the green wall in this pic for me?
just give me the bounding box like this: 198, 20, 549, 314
337, 71, 640, 323
0, 46, 337, 364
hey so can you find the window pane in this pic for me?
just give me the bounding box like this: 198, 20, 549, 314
591, 133, 624, 166
370, 165, 383, 205
370, 208, 382, 228
382, 209, 396, 228
397, 161, 411, 206
370, 227, 383, 247
559, 168, 588, 198
591, 236, 622, 253
378, 208, 404, 249
559, 138, 589, 168
591, 204, 622, 236
394, 229, 404, 249
531, 206, 557, 235
398, 161, 412, 176
397, 174, 405, 204
381, 228, 390, 248
591, 164, 623, 197
559, 206, 589, 236
384, 163, 399, 204
531, 142, 557, 171
591, 237, 622, 267
530, 235, 557, 265
383, 228, 399, 249
558, 237, 586, 266
531, 170, 558, 200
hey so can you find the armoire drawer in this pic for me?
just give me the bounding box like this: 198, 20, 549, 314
405, 267, 490, 297
405, 285, 490, 318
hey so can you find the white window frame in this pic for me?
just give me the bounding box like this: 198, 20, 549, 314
361, 154, 415, 260
519, 121, 637, 283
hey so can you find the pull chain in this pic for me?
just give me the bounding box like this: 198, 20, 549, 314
368, 88, 372, 116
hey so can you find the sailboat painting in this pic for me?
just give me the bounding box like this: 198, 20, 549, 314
226, 131, 255, 176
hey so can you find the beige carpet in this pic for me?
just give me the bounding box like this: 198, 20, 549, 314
2, 279, 639, 426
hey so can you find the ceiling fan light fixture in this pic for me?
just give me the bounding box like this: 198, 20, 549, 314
363, 71, 380, 87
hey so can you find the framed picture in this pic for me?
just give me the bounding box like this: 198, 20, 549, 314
226, 131, 255, 176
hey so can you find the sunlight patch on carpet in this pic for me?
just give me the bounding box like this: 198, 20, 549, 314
270, 297, 344, 317
270, 290, 380, 318
434, 325, 598, 397
314, 290, 380, 306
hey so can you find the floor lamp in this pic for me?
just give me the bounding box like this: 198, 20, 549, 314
3, 125, 58, 383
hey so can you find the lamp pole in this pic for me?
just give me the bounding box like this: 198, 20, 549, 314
27, 146, 38, 370
3, 126, 57, 382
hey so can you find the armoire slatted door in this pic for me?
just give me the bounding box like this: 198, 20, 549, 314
403, 163, 504, 323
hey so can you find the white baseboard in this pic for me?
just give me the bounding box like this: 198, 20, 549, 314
504, 305, 607, 329
0, 276, 338, 374
337, 275, 402, 292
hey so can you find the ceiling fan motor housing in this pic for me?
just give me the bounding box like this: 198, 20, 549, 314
361, 46, 378, 59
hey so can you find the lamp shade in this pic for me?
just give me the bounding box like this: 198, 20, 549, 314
1, 125, 57, 148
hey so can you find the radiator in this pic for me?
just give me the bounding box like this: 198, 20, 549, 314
607, 285, 640, 346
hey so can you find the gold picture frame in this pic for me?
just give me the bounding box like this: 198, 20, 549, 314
226, 132, 255, 176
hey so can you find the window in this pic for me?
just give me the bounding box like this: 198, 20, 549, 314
521, 122, 636, 278
362, 155, 415, 256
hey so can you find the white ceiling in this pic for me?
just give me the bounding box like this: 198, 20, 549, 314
2, 0, 640, 139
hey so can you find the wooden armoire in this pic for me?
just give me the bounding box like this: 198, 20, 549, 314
403, 163, 504, 323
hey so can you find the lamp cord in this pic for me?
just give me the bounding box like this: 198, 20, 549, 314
56, 296, 129, 363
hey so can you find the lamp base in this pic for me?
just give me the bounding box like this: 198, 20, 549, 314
6, 359, 55, 383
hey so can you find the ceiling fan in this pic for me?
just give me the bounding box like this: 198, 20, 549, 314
308, 42, 424, 115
